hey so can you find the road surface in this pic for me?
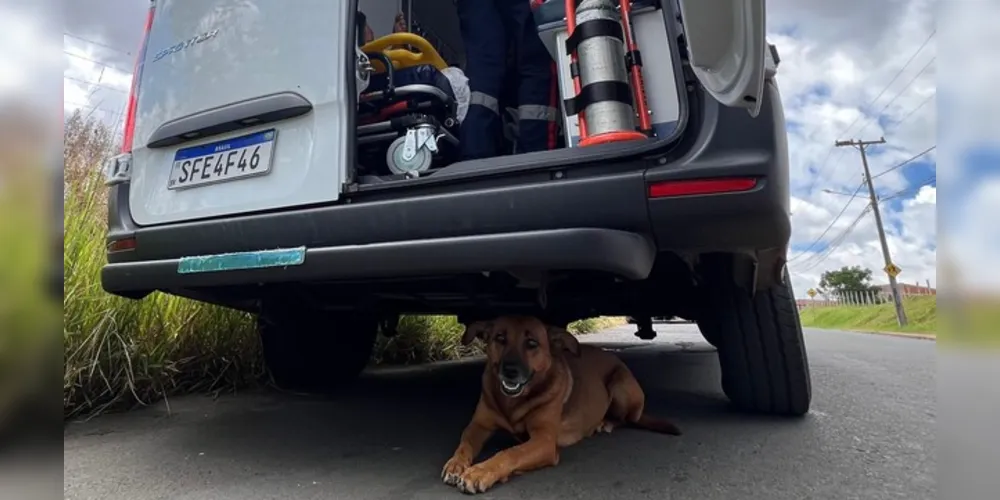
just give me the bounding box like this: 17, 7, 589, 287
64, 324, 935, 500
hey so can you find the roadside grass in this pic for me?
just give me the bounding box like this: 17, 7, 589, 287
568, 316, 628, 334
63, 169, 264, 419
1, 167, 61, 432
798, 295, 937, 336
62, 113, 627, 419
938, 297, 1000, 348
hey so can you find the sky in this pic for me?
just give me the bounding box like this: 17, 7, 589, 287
37, 0, 992, 296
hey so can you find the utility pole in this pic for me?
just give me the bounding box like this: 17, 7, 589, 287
835, 137, 908, 327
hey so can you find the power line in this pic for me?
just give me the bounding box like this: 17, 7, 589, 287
842, 31, 936, 137
63, 51, 131, 74
797, 205, 872, 272
824, 57, 935, 185
63, 75, 128, 93
798, 206, 870, 271
871, 145, 936, 179
853, 57, 936, 138
893, 92, 935, 127
63, 32, 132, 55
805, 30, 936, 193
879, 175, 936, 203
788, 181, 867, 262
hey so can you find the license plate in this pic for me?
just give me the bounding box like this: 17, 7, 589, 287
167, 129, 277, 190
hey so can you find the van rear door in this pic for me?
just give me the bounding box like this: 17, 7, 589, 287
675, 0, 770, 117
125, 0, 354, 226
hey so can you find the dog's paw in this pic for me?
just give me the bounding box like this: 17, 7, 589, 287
598, 421, 616, 434
441, 456, 470, 486
456, 464, 501, 494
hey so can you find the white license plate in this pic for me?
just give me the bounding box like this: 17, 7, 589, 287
167, 129, 277, 190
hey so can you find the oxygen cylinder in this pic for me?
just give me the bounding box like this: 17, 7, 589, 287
563, 0, 648, 146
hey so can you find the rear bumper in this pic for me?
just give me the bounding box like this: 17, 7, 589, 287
101, 228, 656, 294
101, 81, 791, 298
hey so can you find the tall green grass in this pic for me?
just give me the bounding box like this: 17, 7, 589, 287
63, 170, 264, 418
1, 167, 61, 431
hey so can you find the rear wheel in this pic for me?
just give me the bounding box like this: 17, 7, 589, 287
697, 262, 812, 416
258, 305, 378, 392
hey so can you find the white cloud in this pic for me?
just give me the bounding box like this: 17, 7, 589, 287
946, 178, 1000, 294
769, 0, 938, 295
0, 4, 62, 107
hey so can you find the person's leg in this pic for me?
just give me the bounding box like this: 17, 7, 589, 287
501, 0, 558, 154
456, 0, 507, 160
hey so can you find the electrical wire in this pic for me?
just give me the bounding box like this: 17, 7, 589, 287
788, 181, 867, 262
879, 175, 936, 203
63, 75, 128, 93
63, 51, 130, 74
871, 145, 936, 179
805, 29, 936, 193
796, 205, 872, 272
821, 57, 935, 185
852, 57, 936, 138
893, 92, 935, 127
64, 32, 131, 55
837, 30, 937, 140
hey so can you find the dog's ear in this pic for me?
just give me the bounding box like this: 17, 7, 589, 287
461, 320, 493, 346
548, 325, 581, 356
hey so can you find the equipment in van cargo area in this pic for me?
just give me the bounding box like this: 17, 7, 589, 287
558, 0, 650, 147
355, 32, 462, 179
352, 0, 679, 181
535, 0, 679, 147
101, 0, 772, 226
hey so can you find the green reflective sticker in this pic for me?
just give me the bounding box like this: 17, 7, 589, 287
177, 246, 306, 274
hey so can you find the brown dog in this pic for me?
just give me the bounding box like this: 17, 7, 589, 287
441, 316, 681, 494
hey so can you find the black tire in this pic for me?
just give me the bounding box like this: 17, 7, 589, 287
258, 306, 379, 392
697, 266, 812, 416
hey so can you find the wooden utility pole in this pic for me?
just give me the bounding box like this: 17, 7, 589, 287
835, 137, 908, 327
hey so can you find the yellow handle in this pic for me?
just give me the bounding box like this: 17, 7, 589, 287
361, 33, 449, 72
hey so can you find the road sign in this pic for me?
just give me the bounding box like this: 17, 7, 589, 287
807, 288, 817, 298
883, 263, 902, 278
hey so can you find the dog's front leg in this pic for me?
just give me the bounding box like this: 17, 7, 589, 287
443, 400, 495, 486
455, 425, 559, 494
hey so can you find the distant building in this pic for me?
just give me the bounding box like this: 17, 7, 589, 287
876, 283, 936, 297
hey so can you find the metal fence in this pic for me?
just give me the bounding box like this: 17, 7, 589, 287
797, 284, 936, 310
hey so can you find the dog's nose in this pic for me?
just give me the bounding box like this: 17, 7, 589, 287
500, 363, 521, 380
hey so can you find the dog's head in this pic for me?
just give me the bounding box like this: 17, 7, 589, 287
461, 316, 580, 398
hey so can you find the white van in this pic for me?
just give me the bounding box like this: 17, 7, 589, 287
101, 0, 810, 417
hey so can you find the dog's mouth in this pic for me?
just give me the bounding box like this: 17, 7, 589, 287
499, 378, 527, 397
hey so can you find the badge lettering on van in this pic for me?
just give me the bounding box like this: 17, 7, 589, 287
152, 29, 220, 63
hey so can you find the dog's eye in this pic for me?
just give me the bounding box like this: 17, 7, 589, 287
525, 338, 539, 349
495, 334, 507, 345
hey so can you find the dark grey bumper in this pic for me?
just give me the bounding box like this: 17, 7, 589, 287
101, 228, 656, 294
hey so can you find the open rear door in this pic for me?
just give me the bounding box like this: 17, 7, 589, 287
675, 0, 768, 117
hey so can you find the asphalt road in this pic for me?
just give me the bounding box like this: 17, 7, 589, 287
64, 324, 936, 500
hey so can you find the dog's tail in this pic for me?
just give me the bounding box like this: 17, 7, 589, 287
628, 413, 682, 436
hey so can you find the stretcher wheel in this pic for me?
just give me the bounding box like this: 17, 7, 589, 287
386, 135, 433, 176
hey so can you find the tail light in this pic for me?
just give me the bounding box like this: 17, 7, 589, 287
648, 177, 758, 198
121, 2, 156, 153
